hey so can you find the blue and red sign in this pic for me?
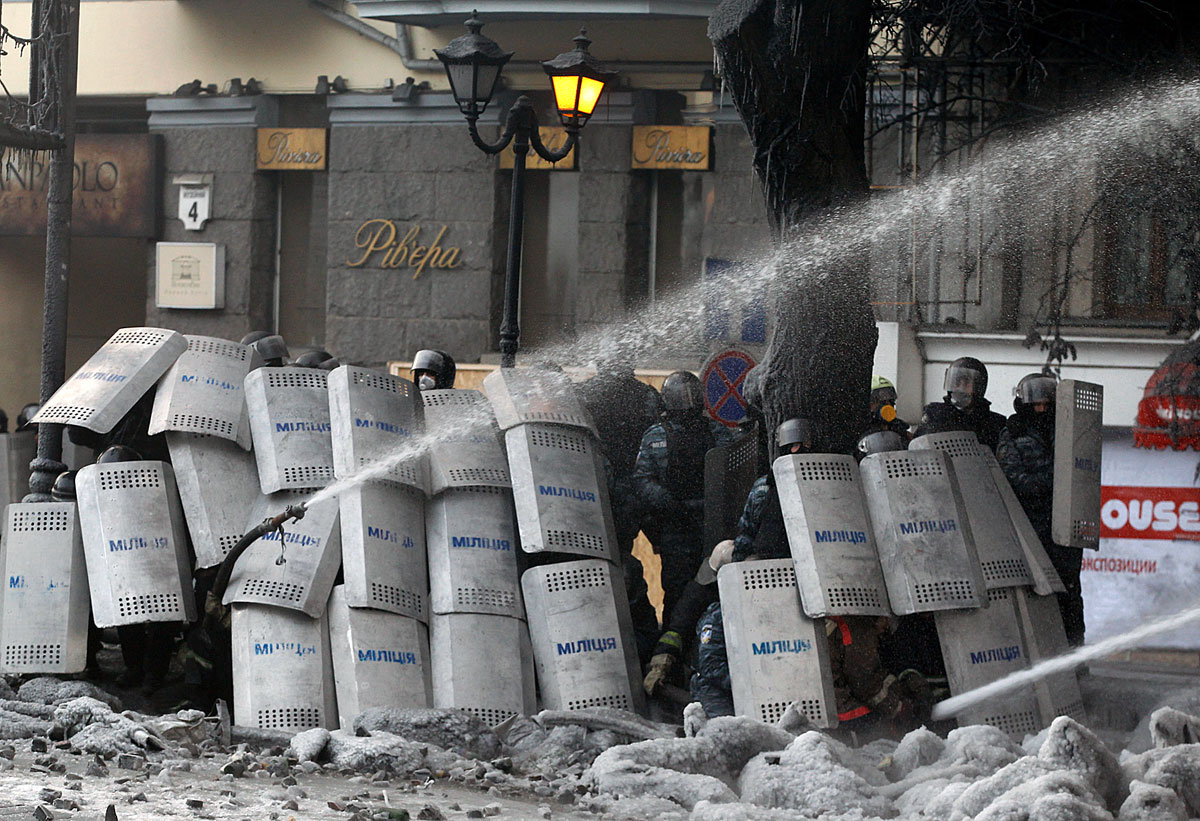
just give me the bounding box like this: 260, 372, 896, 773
702, 349, 757, 428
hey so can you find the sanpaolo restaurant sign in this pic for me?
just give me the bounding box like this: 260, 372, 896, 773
0, 134, 158, 236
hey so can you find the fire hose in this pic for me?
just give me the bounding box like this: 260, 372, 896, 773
209, 503, 308, 607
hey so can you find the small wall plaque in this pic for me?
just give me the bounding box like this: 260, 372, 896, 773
155, 242, 225, 309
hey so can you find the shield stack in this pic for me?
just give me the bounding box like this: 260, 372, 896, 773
324, 366, 433, 725
229, 363, 343, 732
423, 388, 534, 725
151, 335, 263, 570
0, 429, 35, 506
484, 368, 644, 716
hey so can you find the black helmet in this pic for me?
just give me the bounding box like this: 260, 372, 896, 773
411, 350, 456, 390
1014, 372, 1057, 411
317, 357, 341, 371
661, 371, 704, 412
856, 430, 906, 457
0, 408, 7, 434
51, 470, 77, 501
776, 418, 813, 451
944, 357, 988, 410
16, 403, 39, 431
96, 444, 142, 464
239, 330, 272, 346
294, 350, 333, 369
247, 334, 288, 366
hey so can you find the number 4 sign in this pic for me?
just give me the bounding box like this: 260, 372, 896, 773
178, 183, 211, 230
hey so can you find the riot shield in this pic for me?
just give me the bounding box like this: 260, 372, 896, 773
339, 483, 428, 621
859, 450, 986, 615
222, 492, 341, 618
430, 612, 536, 726
244, 366, 335, 493
149, 335, 261, 448
717, 559, 838, 728
772, 454, 891, 617
328, 365, 428, 494
979, 444, 1064, 595
76, 460, 196, 628
521, 560, 645, 714
1012, 587, 1086, 727
328, 585, 433, 727
33, 327, 187, 433
505, 423, 618, 562
1053, 380, 1104, 549
231, 603, 336, 732
422, 389, 511, 493
0, 503, 89, 674
427, 487, 523, 618
933, 587, 1040, 738
0, 431, 35, 506
911, 432, 1033, 590
703, 426, 760, 555
167, 433, 262, 570
483, 367, 597, 435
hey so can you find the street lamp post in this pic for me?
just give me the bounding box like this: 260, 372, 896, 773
436, 16, 616, 368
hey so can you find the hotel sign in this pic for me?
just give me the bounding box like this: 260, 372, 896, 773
256, 128, 327, 171
631, 126, 711, 170
0, 134, 158, 236
346, 219, 462, 278
499, 127, 576, 171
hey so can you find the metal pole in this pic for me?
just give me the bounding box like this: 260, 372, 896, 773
499, 126, 529, 368
26, 0, 80, 502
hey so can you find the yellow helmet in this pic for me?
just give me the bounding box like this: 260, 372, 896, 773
871, 375, 895, 393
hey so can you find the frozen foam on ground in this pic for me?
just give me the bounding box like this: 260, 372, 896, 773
53, 698, 164, 757
1148, 707, 1200, 749
586, 736, 737, 809
947, 756, 1060, 820
1138, 745, 1200, 816
736, 732, 896, 818
1116, 780, 1189, 821
353, 707, 501, 758
288, 727, 331, 762
587, 793, 690, 820
941, 724, 1025, 773
0, 708, 52, 738
1126, 688, 1200, 754
18, 677, 122, 710
325, 728, 428, 773
1038, 716, 1127, 810
695, 716, 794, 777
887, 728, 945, 781
971, 771, 1111, 820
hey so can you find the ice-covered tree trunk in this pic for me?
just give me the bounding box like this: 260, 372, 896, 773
710, 0, 876, 454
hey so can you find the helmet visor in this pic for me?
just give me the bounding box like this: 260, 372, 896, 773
1016, 375, 1057, 405
944, 363, 986, 408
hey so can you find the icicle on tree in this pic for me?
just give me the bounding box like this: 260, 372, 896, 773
709, 0, 875, 454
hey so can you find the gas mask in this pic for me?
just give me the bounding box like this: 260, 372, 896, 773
417, 373, 437, 392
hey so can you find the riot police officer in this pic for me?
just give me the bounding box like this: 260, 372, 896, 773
293, 349, 335, 369
998, 372, 1084, 645
15, 403, 39, 432
239, 332, 289, 368
632, 371, 730, 623
411, 349, 456, 391
915, 357, 1007, 452
579, 348, 664, 662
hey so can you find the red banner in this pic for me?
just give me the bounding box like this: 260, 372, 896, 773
1100, 485, 1200, 540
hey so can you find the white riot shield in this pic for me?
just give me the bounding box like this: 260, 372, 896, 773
979, 444, 1064, 595
231, 603, 336, 732
149, 335, 261, 448
422, 390, 511, 493
1053, 380, 1104, 549
717, 559, 838, 728
430, 613, 536, 726
483, 368, 597, 435
166, 433, 261, 569
1012, 587, 1086, 727
0, 503, 89, 673
521, 560, 645, 714
934, 587, 1040, 738
33, 327, 187, 433
505, 424, 618, 562
244, 367, 335, 493
339, 483, 428, 621
328, 586, 432, 727
426, 487, 522, 618
859, 451, 986, 615
0, 431, 35, 506
76, 460, 196, 628
328, 366, 428, 494
910, 432, 1033, 590
772, 454, 891, 617
703, 427, 760, 554
222, 493, 341, 618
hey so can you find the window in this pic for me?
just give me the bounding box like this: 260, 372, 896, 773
1102, 208, 1196, 320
